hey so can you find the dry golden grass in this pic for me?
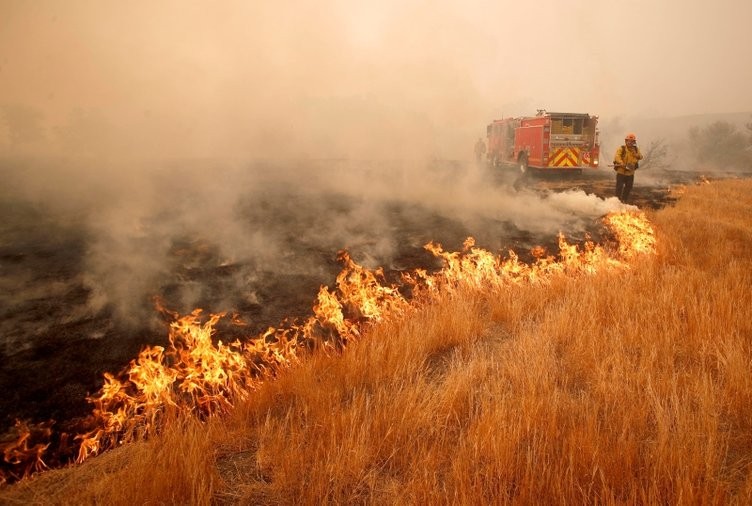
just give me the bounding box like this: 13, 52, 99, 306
2, 178, 752, 505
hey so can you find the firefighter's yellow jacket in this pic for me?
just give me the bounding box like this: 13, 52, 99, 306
613, 144, 643, 176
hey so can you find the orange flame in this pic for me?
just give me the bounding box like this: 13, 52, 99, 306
1, 209, 656, 483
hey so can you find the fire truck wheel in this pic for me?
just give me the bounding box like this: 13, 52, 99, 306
518, 155, 528, 174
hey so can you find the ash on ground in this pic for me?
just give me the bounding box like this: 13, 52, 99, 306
0, 158, 736, 436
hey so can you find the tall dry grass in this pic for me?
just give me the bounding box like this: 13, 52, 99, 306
2, 178, 751, 505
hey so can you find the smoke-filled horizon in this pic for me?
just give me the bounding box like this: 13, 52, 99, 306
1, 0, 751, 161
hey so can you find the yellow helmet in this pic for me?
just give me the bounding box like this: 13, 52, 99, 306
625, 133, 637, 142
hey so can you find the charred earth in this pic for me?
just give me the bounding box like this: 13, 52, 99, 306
0, 159, 733, 446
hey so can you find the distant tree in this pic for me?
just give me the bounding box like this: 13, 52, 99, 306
639, 138, 670, 170
688, 121, 751, 169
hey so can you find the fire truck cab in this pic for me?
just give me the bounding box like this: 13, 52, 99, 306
486, 110, 600, 173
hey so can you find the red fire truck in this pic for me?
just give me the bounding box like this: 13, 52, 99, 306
486, 110, 600, 173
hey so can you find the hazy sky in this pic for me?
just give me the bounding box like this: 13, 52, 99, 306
1, 0, 751, 159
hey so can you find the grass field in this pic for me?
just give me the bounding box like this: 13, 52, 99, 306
2, 178, 751, 505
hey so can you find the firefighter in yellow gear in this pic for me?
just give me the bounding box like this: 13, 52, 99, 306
613, 132, 643, 203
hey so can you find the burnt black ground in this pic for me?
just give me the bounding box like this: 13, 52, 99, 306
0, 160, 737, 438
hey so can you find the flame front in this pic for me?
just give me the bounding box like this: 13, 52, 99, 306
0, 209, 656, 483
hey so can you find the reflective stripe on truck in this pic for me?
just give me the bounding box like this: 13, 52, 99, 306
549, 147, 581, 167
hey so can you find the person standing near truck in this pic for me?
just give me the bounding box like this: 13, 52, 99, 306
613, 132, 643, 203
474, 137, 487, 164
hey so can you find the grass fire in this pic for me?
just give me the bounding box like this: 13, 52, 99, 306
2, 1, 751, 502
2, 204, 654, 482
2, 177, 752, 504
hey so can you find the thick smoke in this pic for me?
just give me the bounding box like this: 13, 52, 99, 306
1, 153, 632, 331
1, 0, 750, 328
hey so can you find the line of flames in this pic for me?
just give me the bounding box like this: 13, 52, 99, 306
0, 210, 656, 484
